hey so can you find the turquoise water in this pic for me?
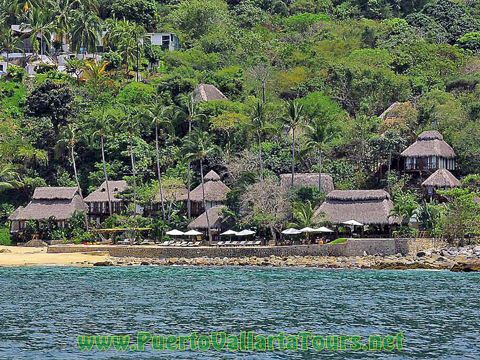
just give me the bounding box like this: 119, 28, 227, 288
0, 267, 479, 359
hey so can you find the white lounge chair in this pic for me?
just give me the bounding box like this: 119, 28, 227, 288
254, 240, 262, 246
194, 242, 201, 247
217, 241, 224, 246
239, 241, 246, 246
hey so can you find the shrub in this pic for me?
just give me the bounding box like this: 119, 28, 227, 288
0, 227, 11, 246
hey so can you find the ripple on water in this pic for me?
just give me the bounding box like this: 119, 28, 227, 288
0, 267, 479, 359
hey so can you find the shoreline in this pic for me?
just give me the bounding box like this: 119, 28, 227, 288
1, 245, 479, 271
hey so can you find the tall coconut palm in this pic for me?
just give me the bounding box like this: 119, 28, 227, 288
23, 7, 54, 55
144, 102, 174, 220
92, 111, 113, 216
70, 6, 101, 56
119, 108, 140, 215
250, 101, 268, 177
52, 0, 75, 46
283, 100, 305, 187
183, 130, 218, 245
183, 94, 206, 218
58, 123, 89, 229
305, 118, 336, 193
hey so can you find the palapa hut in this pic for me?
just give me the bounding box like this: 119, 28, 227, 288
280, 173, 334, 194
422, 169, 461, 199
187, 205, 227, 234
189, 170, 230, 216
313, 190, 399, 234
84, 180, 129, 224
401, 131, 456, 173
192, 84, 227, 102
8, 187, 87, 234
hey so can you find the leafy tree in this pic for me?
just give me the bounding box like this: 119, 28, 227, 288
25, 80, 74, 129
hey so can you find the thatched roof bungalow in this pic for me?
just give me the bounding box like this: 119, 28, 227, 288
8, 187, 86, 233
187, 205, 227, 231
313, 190, 399, 226
84, 180, 129, 223
422, 169, 461, 199
192, 84, 227, 102
280, 173, 334, 194
401, 131, 456, 172
189, 170, 230, 216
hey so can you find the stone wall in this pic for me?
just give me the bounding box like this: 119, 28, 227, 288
47, 238, 433, 258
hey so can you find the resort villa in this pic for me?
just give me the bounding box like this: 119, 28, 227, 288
401, 130, 456, 174
188, 170, 230, 217
192, 84, 228, 102
313, 190, 400, 234
422, 168, 461, 200
84, 180, 129, 224
1, 25, 180, 75
8, 187, 87, 235
188, 205, 228, 235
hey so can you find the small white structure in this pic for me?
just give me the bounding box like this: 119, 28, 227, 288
146, 33, 180, 51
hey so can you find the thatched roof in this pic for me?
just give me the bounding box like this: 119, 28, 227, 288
401, 130, 456, 158
313, 190, 399, 225
204, 170, 221, 181
192, 84, 227, 102
422, 169, 461, 188
32, 187, 78, 200
189, 177, 230, 203
8, 187, 86, 221
187, 206, 227, 230
84, 180, 129, 203
280, 173, 334, 194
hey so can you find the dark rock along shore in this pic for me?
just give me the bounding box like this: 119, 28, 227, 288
94, 245, 480, 272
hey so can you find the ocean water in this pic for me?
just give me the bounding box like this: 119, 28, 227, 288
0, 267, 479, 359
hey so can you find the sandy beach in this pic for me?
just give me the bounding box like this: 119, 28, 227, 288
0, 246, 110, 267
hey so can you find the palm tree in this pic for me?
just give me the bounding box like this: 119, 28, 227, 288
58, 124, 83, 197
144, 102, 174, 220
250, 101, 267, 177
23, 7, 54, 55
70, 6, 101, 57
305, 118, 336, 192
0, 163, 21, 192
92, 111, 114, 216
104, 19, 144, 75
119, 108, 140, 215
183, 130, 218, 245
52, 0, 75, 48
0, 28, 21, 66
283, 100, 305, 187
58, 123, 89, 230
183, 94, 206, 218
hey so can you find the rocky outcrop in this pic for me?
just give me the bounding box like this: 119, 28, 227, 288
99, 245, 480, 272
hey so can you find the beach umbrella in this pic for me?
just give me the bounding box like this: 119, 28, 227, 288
220, 230, 238, 236
236, 229, 256, 236
315, 226, 334, 233
300, 227, 316, 233
343, 220, 363, 226
282, 228, 302, 235
184, 230, 202, 236
166, 229, 184, 236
